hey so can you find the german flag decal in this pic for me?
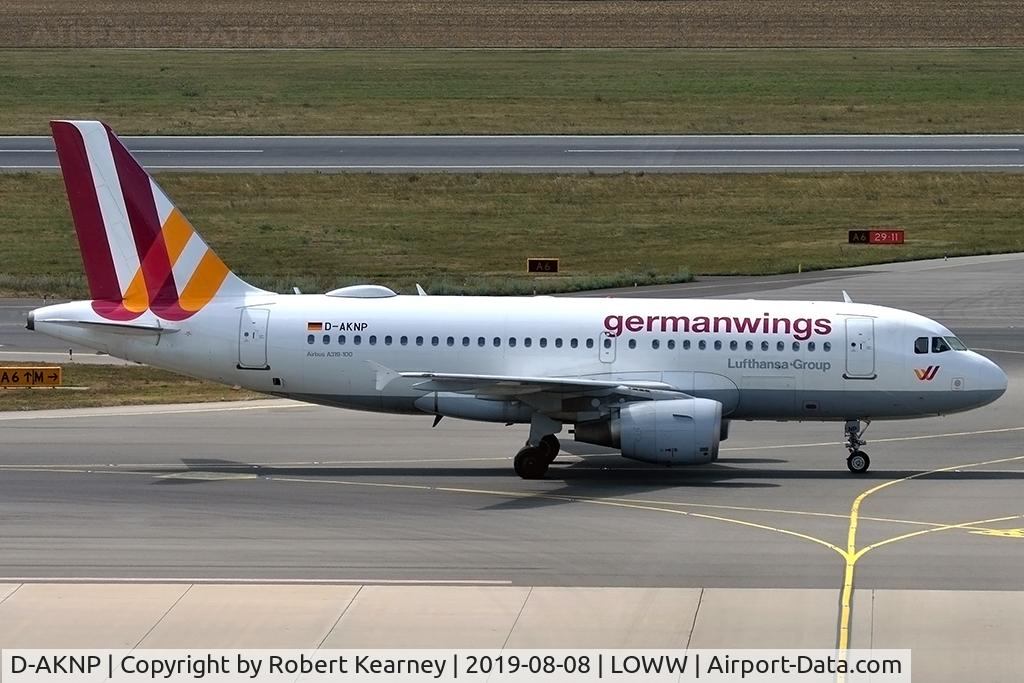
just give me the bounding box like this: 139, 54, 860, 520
307, 322, 324, 331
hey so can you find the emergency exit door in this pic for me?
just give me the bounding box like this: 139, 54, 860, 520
599, 331, 616, 363
238, 308, 270, 369
845, 317, 875, 379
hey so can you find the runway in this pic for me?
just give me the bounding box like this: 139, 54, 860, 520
2, 134, 1024, 172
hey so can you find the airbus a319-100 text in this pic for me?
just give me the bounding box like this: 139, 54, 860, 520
29, 121, 1008, 478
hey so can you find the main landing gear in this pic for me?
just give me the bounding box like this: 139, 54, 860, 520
514, 434, 560, 480
844, 419, 871, 474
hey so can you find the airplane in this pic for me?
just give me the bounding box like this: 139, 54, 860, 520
28, 121, 1008, 479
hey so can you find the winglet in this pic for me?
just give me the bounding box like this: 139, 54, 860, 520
415, 283, 428, 296
842, 290, 853, 304
366, 360, 401, 391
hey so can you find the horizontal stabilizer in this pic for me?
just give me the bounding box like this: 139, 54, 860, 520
29, 316, 178, 336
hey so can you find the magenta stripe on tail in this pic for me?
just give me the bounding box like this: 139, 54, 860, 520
50, 121, 122, 302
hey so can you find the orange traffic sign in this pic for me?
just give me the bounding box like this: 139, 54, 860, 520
0, 367, 62, 388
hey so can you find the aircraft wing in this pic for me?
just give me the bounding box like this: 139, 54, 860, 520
370, 364, 686, 401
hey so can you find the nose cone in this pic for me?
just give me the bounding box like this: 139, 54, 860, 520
974, 353, 1008, 406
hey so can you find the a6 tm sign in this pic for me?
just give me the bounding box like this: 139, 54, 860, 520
0, 367, 62, 387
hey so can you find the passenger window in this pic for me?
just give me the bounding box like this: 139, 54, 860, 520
823, 341, 831, 352
714, 340, 722, 350
603, 337, 612, 348
570, 338, 579, 349
509, 337, 517, 348
431, 336, 439, 346
808, 341, 816, 351
338, 335, 346, 345
667, 339, 675, 350
385, 335, 392, 346
477, 336, 485, 347
555, 338, 563, 348
307, 334, 314, 345
792, 341, 800, 351
729, 340, 737, 351
777, 341, 785, 351
586, 338, 594, 349
323, 334, 330, 345
932, 336, 951, 353
446, 336, 454, 347
761, 341, 769, 351
353, 335, 362, 345
462, 336, 470, 347
746, 340, 754, 351
698, 340, 706, 350
540, 338, 548, 348
914, 337, 929, 354
493, 337, 501, 347
415, 336, 423, 346
652, 339, 660, 350
628, 339, 637, 349
400, 336, 408, 346
683, 340, 691, 350
524, 338, 532, 348
369, 335, 377, 345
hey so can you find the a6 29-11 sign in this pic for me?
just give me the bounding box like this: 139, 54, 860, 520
0, 367, 62, 388
849, 229, 905, 245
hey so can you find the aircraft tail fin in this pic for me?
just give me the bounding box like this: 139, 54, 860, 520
50, 120, 262, 322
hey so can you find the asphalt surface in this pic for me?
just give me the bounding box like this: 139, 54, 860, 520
2, 134, 1024, 172
1, 253, 1022, 590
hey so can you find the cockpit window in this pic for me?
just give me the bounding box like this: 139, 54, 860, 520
945, 336, 968, 351
914, 337, 929, 354
931, 336, 951, 353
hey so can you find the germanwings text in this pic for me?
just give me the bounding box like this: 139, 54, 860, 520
604, 313, 832, 341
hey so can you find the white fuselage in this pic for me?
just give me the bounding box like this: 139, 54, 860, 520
30, 292, 1007, 424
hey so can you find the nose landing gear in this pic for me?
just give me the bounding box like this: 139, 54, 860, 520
844, 419, 871, 474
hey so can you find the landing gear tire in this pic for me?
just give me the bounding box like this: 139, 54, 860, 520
843, 418, 872, 474
538, 434, 561, 463
847, 450, 870, 474
514, 446, 550, 480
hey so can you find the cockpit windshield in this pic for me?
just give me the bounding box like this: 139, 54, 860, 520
915, 336, 968, 354
944, 336, 968, 351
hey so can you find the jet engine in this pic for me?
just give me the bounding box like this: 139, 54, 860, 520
574, 397, 722, 465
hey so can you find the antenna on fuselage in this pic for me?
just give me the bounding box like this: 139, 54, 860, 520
416, 283, 429, 296
842, 290, 853, 304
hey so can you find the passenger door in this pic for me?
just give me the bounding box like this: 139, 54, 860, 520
238, 308, 270, 369
845, 317, 875, 379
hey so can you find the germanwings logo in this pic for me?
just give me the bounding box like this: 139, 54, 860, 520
51, 121, 232, 322
914, 366, 940, 381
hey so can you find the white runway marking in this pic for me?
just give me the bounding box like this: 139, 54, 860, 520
0, 149, 263, 153
8, 164, 1024, 170
566, 147, 1021, 153
0, 401, 307, 421
0, 577, 512, 585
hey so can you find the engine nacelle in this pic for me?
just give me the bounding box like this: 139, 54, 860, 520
574, 398, 722, 465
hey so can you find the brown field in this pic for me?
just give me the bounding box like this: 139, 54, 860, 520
2, 1, 1023, 48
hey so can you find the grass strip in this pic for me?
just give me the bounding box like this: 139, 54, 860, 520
1, 172, 1021, 299
3, 49, 1024, 134
0, 363, 261, 410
